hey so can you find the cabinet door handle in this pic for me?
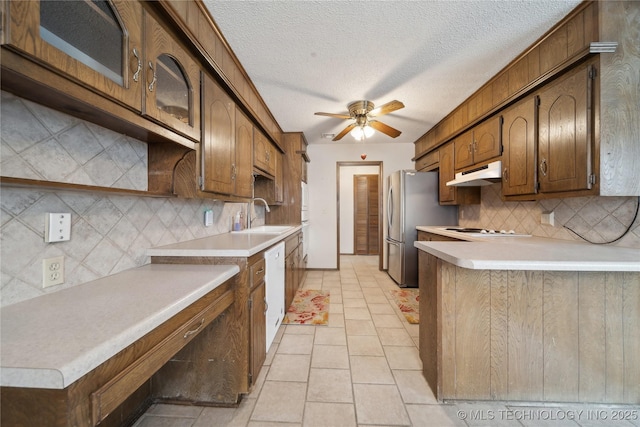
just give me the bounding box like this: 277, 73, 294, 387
503, 168, 509, 182
540, 158, 547, 176
148, 61, 157, 92
231, 164, 237, 180
132, 48, 142, 82
256, 267, 265, 276
468, 143, 473, 154
473, 140, 478, 152
183, 318, 205, 339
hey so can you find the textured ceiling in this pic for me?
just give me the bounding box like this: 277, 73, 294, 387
202, 0, 582, 146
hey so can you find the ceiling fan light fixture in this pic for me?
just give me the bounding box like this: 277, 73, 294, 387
363, 125, 375, 138
350, 124, 375, 141
350, 126, 364, 140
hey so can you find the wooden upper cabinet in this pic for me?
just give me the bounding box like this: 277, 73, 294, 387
473, 116, 502, 165
234, 109, 255, 199
201, 73, 235, 195
453, 129, 475, 170
143, 11, 201, 141
537, 63, 593, 194
253, 130, 277, 177
501, 96, 538, 197
438, 143, 456, 204
4, 0, 143, 109
201, 73, 252, 198
454, 116, 502, 171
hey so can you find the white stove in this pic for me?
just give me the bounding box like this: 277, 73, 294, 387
439, 227, 531, 237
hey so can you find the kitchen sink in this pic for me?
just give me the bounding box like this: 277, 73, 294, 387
232, 225, 294, 234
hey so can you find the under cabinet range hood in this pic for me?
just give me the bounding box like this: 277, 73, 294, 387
446, 160, 502, 187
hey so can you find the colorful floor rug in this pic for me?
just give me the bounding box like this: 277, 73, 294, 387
283, 289, 330, 325
390, 288, 420, 324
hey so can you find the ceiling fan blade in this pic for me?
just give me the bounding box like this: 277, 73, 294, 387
369, 100, 405, 117
314, 112, 352, 119
333, 123, 357, 141
368, 120, 402, 138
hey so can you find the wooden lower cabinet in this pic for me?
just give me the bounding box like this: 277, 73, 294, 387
417, 231, 461, 242
249, 257, 267, 385
250, 281, 266, 385
284, 232, 303, 309
418, 251, 640, 403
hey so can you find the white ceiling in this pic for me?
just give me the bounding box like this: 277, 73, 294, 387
202, 0, 582, 146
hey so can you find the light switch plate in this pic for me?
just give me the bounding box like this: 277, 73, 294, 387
541, 211, 555, 226
204, 209, 213, 227
45, 213, 71, 242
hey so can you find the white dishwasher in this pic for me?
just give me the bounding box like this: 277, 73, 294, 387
264, 242, 285, 351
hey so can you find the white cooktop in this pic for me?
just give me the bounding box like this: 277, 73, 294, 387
436, 227, 531, 237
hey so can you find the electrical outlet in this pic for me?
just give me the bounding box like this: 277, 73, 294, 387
541, 211, 555, 226
43, 256, 64, 288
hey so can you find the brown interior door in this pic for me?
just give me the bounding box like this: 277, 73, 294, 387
354, 175, 379, 255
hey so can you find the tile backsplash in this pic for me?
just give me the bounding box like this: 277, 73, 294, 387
459, 183, 640, 248
1, 92, 260, 307
1, 91, 148, 190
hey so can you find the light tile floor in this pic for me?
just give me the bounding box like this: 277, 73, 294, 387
135, 256, 639, 427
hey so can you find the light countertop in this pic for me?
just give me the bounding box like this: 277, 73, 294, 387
147, 225, 302, 258
0, 264, 239, 389
415, 226, 640, 272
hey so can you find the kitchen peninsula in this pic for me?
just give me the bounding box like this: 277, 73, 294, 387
415, 227, 640, 404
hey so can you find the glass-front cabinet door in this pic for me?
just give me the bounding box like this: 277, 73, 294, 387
143, 11, 201, 141
4, 0, 143, 110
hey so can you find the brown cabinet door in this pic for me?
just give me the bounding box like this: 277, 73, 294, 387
538, 64, 593, 193
285, 251, 296, 309
438, 143, 457, 204
234, 108, 255, 198
453, 129, 474, 170
253, 130, 276, 176
201, 74, 235, 194
501, 96, 538, 197
274, 151, 285, 203
472, 115, 502, 164
6, 0, 143, 110
250, 282, 266, 386
143, 11, 201, 141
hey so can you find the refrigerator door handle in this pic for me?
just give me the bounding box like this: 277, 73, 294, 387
387, 186, 393, 232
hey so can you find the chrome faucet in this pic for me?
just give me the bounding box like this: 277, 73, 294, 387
248, 197, 270, 228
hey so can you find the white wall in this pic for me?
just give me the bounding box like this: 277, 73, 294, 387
339, 165, 380, 254
306, 142, 415, 269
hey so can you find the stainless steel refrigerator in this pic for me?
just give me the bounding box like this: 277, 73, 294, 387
386, 170, 458, 287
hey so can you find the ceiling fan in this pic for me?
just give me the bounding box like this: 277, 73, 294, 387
315, 100, 404, 141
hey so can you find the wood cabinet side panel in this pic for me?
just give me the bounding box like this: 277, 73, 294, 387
489, 270, 508, 400
577, 272, 607, 402
453, 268, 492, 399
599, 1, 640, 196
507, 270, 544, 400
604, 272, 625, 402
622, 272, 640, 403
438, 260, 456, 398
418, 252, 438, 397
543, 271, 580, 401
